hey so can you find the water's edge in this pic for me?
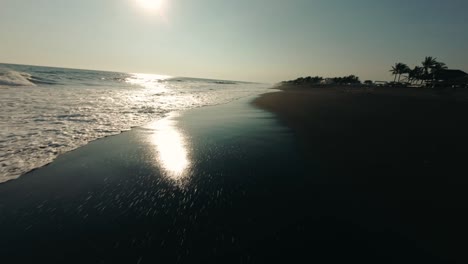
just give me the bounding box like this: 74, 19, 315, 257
1, 92, 273, 185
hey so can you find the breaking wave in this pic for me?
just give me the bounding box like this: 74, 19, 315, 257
0, 63, 269, 183
0, 69, 36, 87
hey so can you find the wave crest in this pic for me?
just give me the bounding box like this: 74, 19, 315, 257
0, 69, 36, 87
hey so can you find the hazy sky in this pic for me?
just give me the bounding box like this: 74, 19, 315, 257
1, 0, 467, 82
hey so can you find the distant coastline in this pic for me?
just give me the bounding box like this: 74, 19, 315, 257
280, 56, 468, 90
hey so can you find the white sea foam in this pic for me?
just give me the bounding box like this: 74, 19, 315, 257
0, 64, 269, 183
0, 69, 36, 87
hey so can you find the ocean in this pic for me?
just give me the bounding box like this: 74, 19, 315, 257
0, 63, 269, 183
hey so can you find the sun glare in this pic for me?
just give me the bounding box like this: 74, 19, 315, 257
147, 114, 191, 182
136, 0, 163, 11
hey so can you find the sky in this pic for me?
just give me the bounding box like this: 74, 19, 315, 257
1, 0, 467, 83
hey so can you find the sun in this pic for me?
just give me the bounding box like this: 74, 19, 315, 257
136, 0, 163, 11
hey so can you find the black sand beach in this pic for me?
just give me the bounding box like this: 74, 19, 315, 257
0, 96, 306, 263
254, 85, 468, 263
1, 88, 468, 263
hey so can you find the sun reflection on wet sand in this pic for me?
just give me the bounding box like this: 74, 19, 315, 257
146, 113, 190, 181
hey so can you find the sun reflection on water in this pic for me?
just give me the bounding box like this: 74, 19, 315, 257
126, 73, 171, 92
147, 113, 190, 181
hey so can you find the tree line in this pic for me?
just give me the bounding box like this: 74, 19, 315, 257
281, 56, 465, 88
390, 56, 447, 85
283, 75, 361, 85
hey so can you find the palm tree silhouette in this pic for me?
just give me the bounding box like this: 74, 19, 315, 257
409, 66, 424, 85
422, 56, 437, 82
390, 63, 410, 83
388, 57, 450, 87
390, 64, 399, 82
432, 62, 448, 75
399, 64, 411, 82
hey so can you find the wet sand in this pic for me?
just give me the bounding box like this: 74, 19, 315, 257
0, 96, 306, 263
1, 89, 467, 263
254, 85, 468, 263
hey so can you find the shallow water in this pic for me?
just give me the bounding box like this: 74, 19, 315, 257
0, 96, 305, 262
0, 63, 269, 182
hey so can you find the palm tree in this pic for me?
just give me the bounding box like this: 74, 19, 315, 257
399, 64, 411, 82
390, 63, 410, 83
421, 56, 437, 82
431, 62, 448, 76
409, 66, 424, 84
390, 64, 399, 82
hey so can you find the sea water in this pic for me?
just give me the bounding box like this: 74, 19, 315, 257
0, 63, 269, 183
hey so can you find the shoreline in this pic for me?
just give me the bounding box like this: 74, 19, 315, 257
0, 95, 306, 263
0, 93, 268, 185
2, 86, 468, 262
